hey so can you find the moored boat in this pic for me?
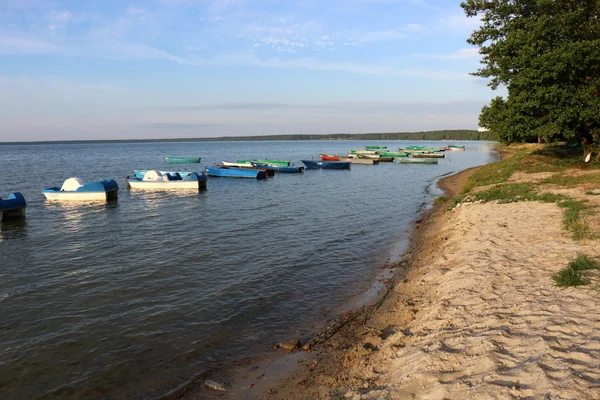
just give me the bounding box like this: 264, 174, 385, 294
43, 178, 119, 201
127, 170, 207, 190
205, 166, 268, 179
397, 158, 438, 164
301, 160, 351, 170
164, 157, 202, 163
412, 153, 445, 158
319, 154, 340, 161
340, 157, 379, 165
237, 159, 290, 167
448, 145, 466, 151
133, 170, 194, 180
0, 192, 26, 220
222, 160, 254, 168
251, 162, 304, 173
379, 151, 408, 157
365, 145, 387, 150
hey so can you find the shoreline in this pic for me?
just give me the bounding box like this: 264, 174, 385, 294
174, 167, 479, 399
248, 146, 600, 399
173, 169, 464, 399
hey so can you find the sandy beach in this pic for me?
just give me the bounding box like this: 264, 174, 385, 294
251, 153, 600, 400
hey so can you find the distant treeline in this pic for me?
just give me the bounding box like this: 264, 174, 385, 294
2, 130, 494, 145
217, 130, 494, 142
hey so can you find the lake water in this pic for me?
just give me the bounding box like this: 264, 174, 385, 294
0, 140, 495, 399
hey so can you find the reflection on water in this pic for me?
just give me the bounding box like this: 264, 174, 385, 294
0, 218, 28, 242
0, 140, 496, 399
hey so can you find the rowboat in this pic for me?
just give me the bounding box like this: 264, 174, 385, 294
365, 145, 387, 150
340, 157, 379, 165
448, 145, 466, 151
0, 192, 26, 220
43, 178, 119, 201
357, 154, 379, 159
397, 158, 438, 164
350, 150, 378, 155
379, 151, 408, 157
251, 162, 304, 173
127, 170, 207, 190
301, 160, 351, 170
222, 160, 253, 168
237, 159, 290, 167
164, 157, 201, 163
205, 166, 268, 179
319, 154, 340, 161
222, 161, 274, 176
412, 153, 445, 158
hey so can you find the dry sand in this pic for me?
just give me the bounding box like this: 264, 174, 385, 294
252, 166, 600, 400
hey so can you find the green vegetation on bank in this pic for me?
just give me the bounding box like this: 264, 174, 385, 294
462, 1, 600, 153
553, 255, 600, 287
1, 129, 493, 145
453, 143, 598, 241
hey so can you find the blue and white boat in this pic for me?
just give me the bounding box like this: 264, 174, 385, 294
0, 192, 27, 220
205, 166, 268, 179
42, 178, 119, 201
127, 170, 207, 190
133, 170, 194, 180
301, 160, 351, 170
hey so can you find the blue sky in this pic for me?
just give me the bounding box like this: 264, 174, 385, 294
0, 0, 498, 141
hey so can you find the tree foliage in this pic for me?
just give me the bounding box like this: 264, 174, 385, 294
462, 0, 600, 149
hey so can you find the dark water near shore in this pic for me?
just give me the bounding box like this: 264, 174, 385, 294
0, 140, 495, 399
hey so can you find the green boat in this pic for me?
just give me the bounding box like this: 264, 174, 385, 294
237, 159, 290, 167
365, 145, 387, 150
379, 151, 408, 157
165, 157, 201, 163
398, 158, 438, 164
405, 145, 425, 150
412, 153, 445, 158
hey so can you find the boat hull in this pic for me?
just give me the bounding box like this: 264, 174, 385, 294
43, 189, 119, 201
127, 180, 206, 190
412, 153, 445, 158
0, 192, 27, 220
397, 158, 438, 164
42, 179, 119, 201
205, 166, 267, 179
165, 157, 201, 163
301, 160, 351, 170
319, 154, 340, 161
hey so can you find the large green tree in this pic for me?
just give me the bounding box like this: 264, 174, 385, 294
462, 0, 600, 151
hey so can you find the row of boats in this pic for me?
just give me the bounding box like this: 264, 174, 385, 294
0, 144, 467, 221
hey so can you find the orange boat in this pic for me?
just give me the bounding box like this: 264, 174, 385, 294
319, 154, 340, 161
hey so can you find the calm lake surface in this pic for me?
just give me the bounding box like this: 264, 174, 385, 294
0, 140, 495, 399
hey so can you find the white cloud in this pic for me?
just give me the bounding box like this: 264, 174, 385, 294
412, 47, 480, 60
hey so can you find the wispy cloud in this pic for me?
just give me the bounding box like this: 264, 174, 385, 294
412, 48, 479, 60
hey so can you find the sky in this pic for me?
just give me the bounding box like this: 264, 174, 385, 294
0, 0, 500, 141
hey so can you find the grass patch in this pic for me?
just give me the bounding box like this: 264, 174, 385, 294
553, 254, 600, 287
459, 183, 564, 204
558, 199, 595, 240
541, 173, 600, 187
433, 196, 448, 205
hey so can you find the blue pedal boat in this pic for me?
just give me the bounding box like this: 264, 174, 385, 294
205, 166, 268, 179
301, 160, 351, 170
42, 178, 119, 201
0, 192, 27, 220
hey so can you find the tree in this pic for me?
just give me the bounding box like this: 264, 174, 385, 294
462, 0, 600, 151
